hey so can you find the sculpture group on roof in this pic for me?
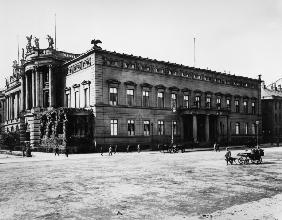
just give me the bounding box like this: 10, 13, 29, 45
25, 34, 55, 54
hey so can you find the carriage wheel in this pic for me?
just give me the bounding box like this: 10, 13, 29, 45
238, 157, 244, 165
244, 159, 249, 164
257, 157, 262, 164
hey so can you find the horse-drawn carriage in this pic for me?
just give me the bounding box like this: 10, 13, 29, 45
226, 148, 264, 165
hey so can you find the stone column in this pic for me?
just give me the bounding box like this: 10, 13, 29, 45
193, 114, 198, 142
32, 69, 36, 108
14, 93, 18, 119
25, 73, 29, 109
49, 65, 54, 107
35, 68, 40, 107
5, 97, 8, 121
20, 74, 25, 111
39, 72, 43, 107
205, 115, 210, 142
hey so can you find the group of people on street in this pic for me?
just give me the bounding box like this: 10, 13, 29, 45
100, 144, 141, 156
54, 145, 69, 157
213, 142, 220, 152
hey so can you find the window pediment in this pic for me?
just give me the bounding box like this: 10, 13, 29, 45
169, 86, 180, 92
140, 83, 153, 88
124, 81, 137, 86
155, 84, 166, 90
106, 79, 121, 85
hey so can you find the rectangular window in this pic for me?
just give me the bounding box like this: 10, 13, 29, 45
216, 98, 221, 109
75, 91, 79, 108
144, 120, 150, 136
184, 95, 189, 108
252, 123, 256, 135
128, 120, 135, 136
84, 88, 89, 107
243, 101, 248, 113
235, 100, 239, 113
226, 98, 231, 109
66, 93, 71, 107
245, 123, 248, 134
157, 92, 164, 108
251, 101, 256, 114
171, 93, 177, 109
206, 97, 211, 108
235, 122, 240, 135
109, 87, 118, 105
158, 120, 164, 135
172, 121, 177, 135
127, 89, 134, 106
195, 96, 201, 108
110, 119, 118, 136
142, 90, 149, 107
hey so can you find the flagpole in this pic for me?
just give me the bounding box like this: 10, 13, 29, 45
193, 37, 196, 67
55, 13, 57, 50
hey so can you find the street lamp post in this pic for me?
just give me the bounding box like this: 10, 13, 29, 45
256, 120, 259, 147
171, 106, 176, 144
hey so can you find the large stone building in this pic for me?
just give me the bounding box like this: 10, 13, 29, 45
261, 80, 282, 143
0, 35, 262, 151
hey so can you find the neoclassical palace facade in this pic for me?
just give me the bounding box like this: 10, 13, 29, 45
0, 36, 262, 151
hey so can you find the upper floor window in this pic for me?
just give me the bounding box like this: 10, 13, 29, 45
243, 101, 248, 113
84, 88, 89, 107
109, 87, 117, 106
195, 96, 201, 108
171, 93, 177, 109
128, 120, 135, 136
110, 119, 118, 136
127, 89, 134, 106
206, 97, 211, 109
142, 90, 149, 107
235, 122, 240, 135
157, 92, 164, 108
251, 101, 256, 114
144, 120, 150, 136
226, 98, 231, 109
216, 98, 221, 109
235, 100, 240, 113
158, 120, 164, 135
184, 95, 189, 108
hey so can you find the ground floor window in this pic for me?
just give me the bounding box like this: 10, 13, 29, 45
144, 120, 150, 136
158, 120, 164, 135
128, 120, 135, 136
235, 122, 240, 135
111, 119, 118, 136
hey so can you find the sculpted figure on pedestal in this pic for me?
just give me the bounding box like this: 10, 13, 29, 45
26, 35, 32, 53
46, 35, 54, 49
91, 39, 102, 49
34, 37, 40, 49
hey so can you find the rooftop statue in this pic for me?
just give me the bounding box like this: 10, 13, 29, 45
46, 35, 54, 49
34, 37, 40, 49
26, 35, 32, 53
91, 39, 102, 49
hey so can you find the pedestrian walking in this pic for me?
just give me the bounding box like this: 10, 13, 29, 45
22, 144, 26, 157
114, 144, 118, 154
55, 146, 59, 156
65, 148, 69, 157
109, 145, 113, 156
126, 145, 130, 153
137, 144, 141, 153
213, 142, 217, 152
100, 146, 103, 156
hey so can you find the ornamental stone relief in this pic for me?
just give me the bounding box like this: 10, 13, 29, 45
101, 55, 257, 89
68, 56, 92, 75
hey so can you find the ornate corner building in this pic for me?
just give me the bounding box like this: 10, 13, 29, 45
0, 35, 262, 152
261, 80, 282, 143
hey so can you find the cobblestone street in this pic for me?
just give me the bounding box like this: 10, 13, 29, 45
1, 147, 282, 220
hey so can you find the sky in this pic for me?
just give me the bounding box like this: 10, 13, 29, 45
0, 0, 282, 88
